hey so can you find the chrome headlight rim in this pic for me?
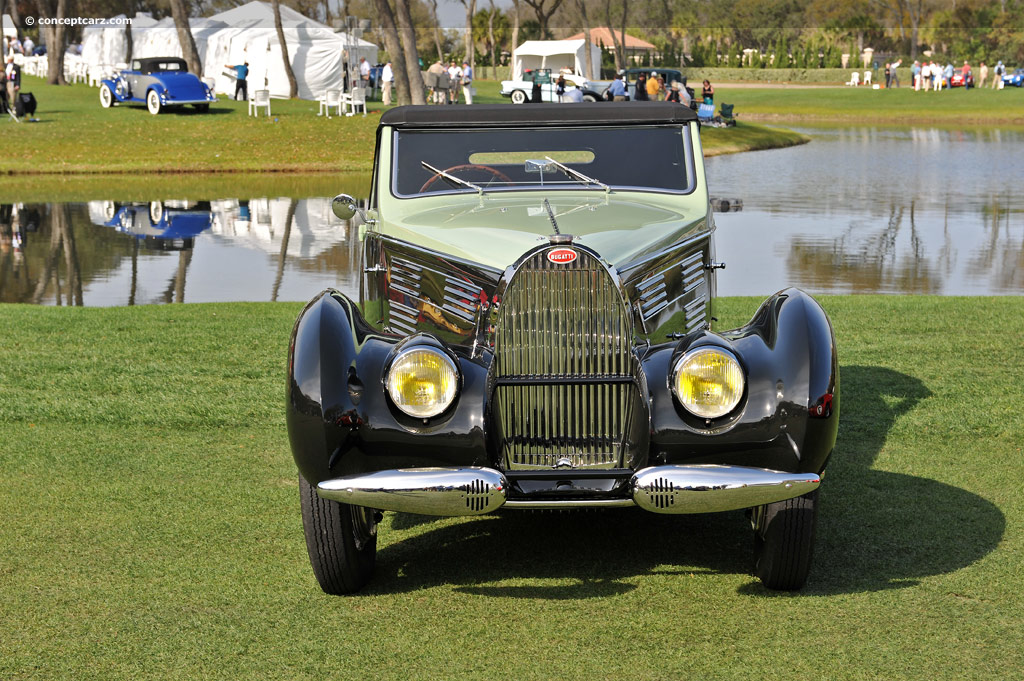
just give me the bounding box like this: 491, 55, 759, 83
671, 345, 745, 421
384, 342, 461, 420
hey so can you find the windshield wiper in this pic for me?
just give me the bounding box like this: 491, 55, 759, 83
544, 156, 609, 193
421, 161, 484, 195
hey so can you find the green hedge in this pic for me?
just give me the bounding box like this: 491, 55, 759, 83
679, 67, 903, 85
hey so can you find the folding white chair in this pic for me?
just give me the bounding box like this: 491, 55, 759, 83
847, 71, 860, 86
863, 70, 872, 86
345, 86, 367, 117
248, 89, 271, 117
318, 89, 342, 118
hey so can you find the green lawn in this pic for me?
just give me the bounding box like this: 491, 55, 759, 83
1, 296, 1022, 680
714, 82, 1024, 125
3, 75, 804, 182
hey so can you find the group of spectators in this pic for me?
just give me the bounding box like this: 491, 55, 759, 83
425, 59, 474, 105
604, 71, 710, 108
3, 34, 38, 57
907, 59, 1006, 91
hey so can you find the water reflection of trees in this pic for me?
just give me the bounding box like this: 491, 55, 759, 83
783, 194, 1023, 294
0, 204, 86, 305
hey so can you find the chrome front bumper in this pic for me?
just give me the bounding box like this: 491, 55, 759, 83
316, 465, 820, 516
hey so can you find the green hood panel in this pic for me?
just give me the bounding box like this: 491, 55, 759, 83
376, 192, 710, 271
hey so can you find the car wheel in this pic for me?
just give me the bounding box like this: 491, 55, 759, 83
149, 201, 163, 224
299, 474, 377, 594
510, 90, 527, 104
146, 90, 162, 115
582, 93, 598, 102
752, 488, 818, 590
99, 84, 113, 108
194, 103, 209, 113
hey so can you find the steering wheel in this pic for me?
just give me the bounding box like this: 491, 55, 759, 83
419, 164, 513, 193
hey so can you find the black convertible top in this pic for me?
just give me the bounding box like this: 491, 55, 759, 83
380, 102, 697, 128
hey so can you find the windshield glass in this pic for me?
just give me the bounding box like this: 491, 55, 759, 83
392, 125, 692, 197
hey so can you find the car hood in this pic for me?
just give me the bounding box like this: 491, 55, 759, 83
377, 192, 710, 271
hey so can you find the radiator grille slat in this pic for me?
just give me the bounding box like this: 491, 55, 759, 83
494, 249, 637, 470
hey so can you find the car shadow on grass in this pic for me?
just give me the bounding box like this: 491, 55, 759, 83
364, 365, 1005, 598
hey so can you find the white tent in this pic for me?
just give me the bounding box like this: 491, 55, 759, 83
3, 14, 18, 38
81, 1, 377, 100
512, 39, 602, 81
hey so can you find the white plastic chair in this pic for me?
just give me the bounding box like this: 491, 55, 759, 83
318, 89, 342, 118
345, 87, 367, 117
863, 70, 872, 86
847, 71, 860, 86
248, 89, 271, 117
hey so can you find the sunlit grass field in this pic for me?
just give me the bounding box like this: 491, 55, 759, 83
1, 296, 1022, 680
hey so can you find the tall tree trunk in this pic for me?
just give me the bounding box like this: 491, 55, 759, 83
487, 0, 497, 79
272, 0, 298, 97
373, 0, 412, 105
603, 0, 622, 72
394, 0, 427, 105
167, 0, 202, 76
124, 0, 135, 63
429, 0, 444, 61
575, 0, 593, 79
460, 0, 476, 69
511, 0, 520, 66
36, 0, 69, 85
618, 2, 628, 71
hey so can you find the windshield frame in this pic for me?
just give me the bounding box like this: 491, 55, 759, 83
389, 123, 697, 200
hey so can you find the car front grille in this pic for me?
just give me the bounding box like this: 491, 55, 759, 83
492, 248, 638, 470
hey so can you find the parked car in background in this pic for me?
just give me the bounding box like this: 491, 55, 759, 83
99, 57, 216, 114
500, 68, 601, 103
949, 68, 974, 88
1002, 68, 1024, 87
287, 102, 841, 596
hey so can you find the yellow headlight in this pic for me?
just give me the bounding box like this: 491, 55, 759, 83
386, 347, 459, 419
672, 347, 744, 419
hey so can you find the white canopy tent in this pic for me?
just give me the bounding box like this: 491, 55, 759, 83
4, 14, 18, 39
512, 39, 602, 81
81, 1, 378, 100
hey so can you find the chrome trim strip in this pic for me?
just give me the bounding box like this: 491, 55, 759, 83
503, 498, 636, 509
631, 465, 820, 514
318, 467, 508, 516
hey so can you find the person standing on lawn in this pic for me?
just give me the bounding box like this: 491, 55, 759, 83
993, 61, 1004, 88
226, 61, 249, 101
5, 56, 20, 118
381, 61, 393, 106
890, 59, 901, 87
461, 61, 473, 105
978, 62, 988, 89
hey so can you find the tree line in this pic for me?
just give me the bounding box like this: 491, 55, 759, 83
6, 0, 1023, 94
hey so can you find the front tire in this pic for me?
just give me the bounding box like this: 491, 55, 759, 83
194, 103, 209, 113
752, 488, 818, 590
510, 89, 527, 104
99, 84, 113, 108
299, 475, 377, 594
582, 92, 598, 102
146, 90, 162, 115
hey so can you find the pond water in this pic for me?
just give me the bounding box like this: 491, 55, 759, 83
1, 126, 1021, 306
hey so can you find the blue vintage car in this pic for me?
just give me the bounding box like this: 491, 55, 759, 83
99, 57, 216, 114
97, 200, 214, 250
1002, 68, 1024, 87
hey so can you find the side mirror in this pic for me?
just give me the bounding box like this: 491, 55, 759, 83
331, 193, 358, 221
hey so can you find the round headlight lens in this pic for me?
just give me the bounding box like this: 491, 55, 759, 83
672, 347, 744, 419
386, 347, 459, 419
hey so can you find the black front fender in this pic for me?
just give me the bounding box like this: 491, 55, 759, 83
644, 288, 839, 474
286, 290, 491, 486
